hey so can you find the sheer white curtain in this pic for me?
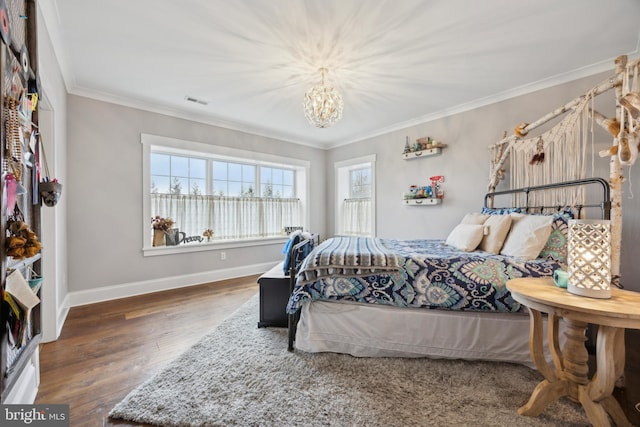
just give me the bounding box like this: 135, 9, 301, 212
151, 194, 301, 240
343, 198, 371, 236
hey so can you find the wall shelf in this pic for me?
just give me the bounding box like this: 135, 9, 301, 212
402, 147, 441, 160
403, 198, 442, 206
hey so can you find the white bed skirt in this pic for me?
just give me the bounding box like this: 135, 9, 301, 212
295, 300, 561, 368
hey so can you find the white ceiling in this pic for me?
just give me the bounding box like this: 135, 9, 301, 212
40, 0, 640, 149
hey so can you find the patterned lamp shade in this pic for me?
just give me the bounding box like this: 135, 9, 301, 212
567, 219, 611, 299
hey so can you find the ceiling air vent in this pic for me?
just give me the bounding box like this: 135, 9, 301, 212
185, 96, 208, 106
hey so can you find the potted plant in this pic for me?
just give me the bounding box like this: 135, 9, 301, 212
151, 216, 174, 246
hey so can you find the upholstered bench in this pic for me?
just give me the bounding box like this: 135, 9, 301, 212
257, 261, 290, 328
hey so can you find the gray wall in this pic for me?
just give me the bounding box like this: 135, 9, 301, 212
327, 71, 639, 291
66, 95, 327, 293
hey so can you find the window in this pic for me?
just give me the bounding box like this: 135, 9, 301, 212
151, 153, 207, 195
142, 134, 309, 254
349, 167, 371, 198
335, 156, 376, 237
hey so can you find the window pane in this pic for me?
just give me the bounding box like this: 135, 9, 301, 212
242, 164, 255, 182
272, 169, 283, 185
228, 181, 242, 196
171, 156, 189, 177
283, 170, 294, 186
213, 161, 228, 180
260, 167, 272, 182
189, 179, 206, 195
170, 177, 185, 194
282, 185, 294, 198
350, 167, 372, 198
213, 180, 227, 196
242, 183, 256, 196
261, 182, 272, 197
151, 175, 170, 193
190, 158, 207, 179
151, 153, 170, 175
228, 163, 242, 181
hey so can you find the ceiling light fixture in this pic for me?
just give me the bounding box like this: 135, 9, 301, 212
303, 68, 343, 128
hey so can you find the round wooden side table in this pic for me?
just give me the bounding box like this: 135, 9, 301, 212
507, 277, 640, 427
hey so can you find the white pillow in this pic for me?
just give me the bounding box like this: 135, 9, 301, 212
460, 213, 490, 225
446, 224, 484, 252
500, 214, 554, 260
478, 214, 512, 254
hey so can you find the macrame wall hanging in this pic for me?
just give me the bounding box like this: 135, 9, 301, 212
489, 90, 595, 212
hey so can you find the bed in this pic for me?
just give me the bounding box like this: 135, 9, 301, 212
285, 178, 611, 367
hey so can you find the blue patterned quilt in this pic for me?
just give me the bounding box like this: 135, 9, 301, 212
286, 238, 563, 314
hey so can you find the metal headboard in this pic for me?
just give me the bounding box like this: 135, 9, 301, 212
484, 178, 611, 220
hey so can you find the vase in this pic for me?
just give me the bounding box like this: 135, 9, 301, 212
153, 229, 165, 246
165, 228, 186, 246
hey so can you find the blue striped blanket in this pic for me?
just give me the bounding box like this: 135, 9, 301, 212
296, 237, 402, 285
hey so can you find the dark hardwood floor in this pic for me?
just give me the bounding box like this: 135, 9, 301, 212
35, 274, 640, 426
35, 275, 260, 427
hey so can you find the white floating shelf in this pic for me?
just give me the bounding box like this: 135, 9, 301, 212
402, 147, 441, 160
403, 198, 442, 206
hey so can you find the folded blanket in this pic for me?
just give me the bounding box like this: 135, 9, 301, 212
296, 237, 402, 285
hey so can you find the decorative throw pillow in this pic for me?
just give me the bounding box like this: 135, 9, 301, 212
500, 214, 554, 260
538, 210, 574, 263
481, 207, 523, 215
460, 213, 490, 225
478, 214, 512, 254
446, 224, 484, 252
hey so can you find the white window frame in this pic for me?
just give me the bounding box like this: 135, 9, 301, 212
142, 134, 310, 256
334, 155, 376, 236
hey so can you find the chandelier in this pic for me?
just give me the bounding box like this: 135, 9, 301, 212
303, 68, 343, 128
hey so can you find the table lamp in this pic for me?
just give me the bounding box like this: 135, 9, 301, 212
567, 219, 612, 299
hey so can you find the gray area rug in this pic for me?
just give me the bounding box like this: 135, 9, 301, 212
109, 293, 590, 426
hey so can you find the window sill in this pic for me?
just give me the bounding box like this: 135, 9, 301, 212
142, 236, 288, 257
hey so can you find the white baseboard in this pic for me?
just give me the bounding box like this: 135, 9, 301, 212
67, 261, 277, 307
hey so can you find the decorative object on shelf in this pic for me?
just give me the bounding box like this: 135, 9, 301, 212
403, 176, 445, 204
151, 216, 174, 247
6, 206, 42, 260
28, 276, 44, 294
429, 175, 445, 199
6, 269, 40, 312
402, 136, 447, 159
303, 68, 343, 128
567, 219, 612, 299
203, 228, 214, 242
165, 228, 186, 246
152, 229, 165, 247
284, 226, 303, 235
183, 235, 204, 243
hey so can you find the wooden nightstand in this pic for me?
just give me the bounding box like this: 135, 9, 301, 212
507, 278, 640, 427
